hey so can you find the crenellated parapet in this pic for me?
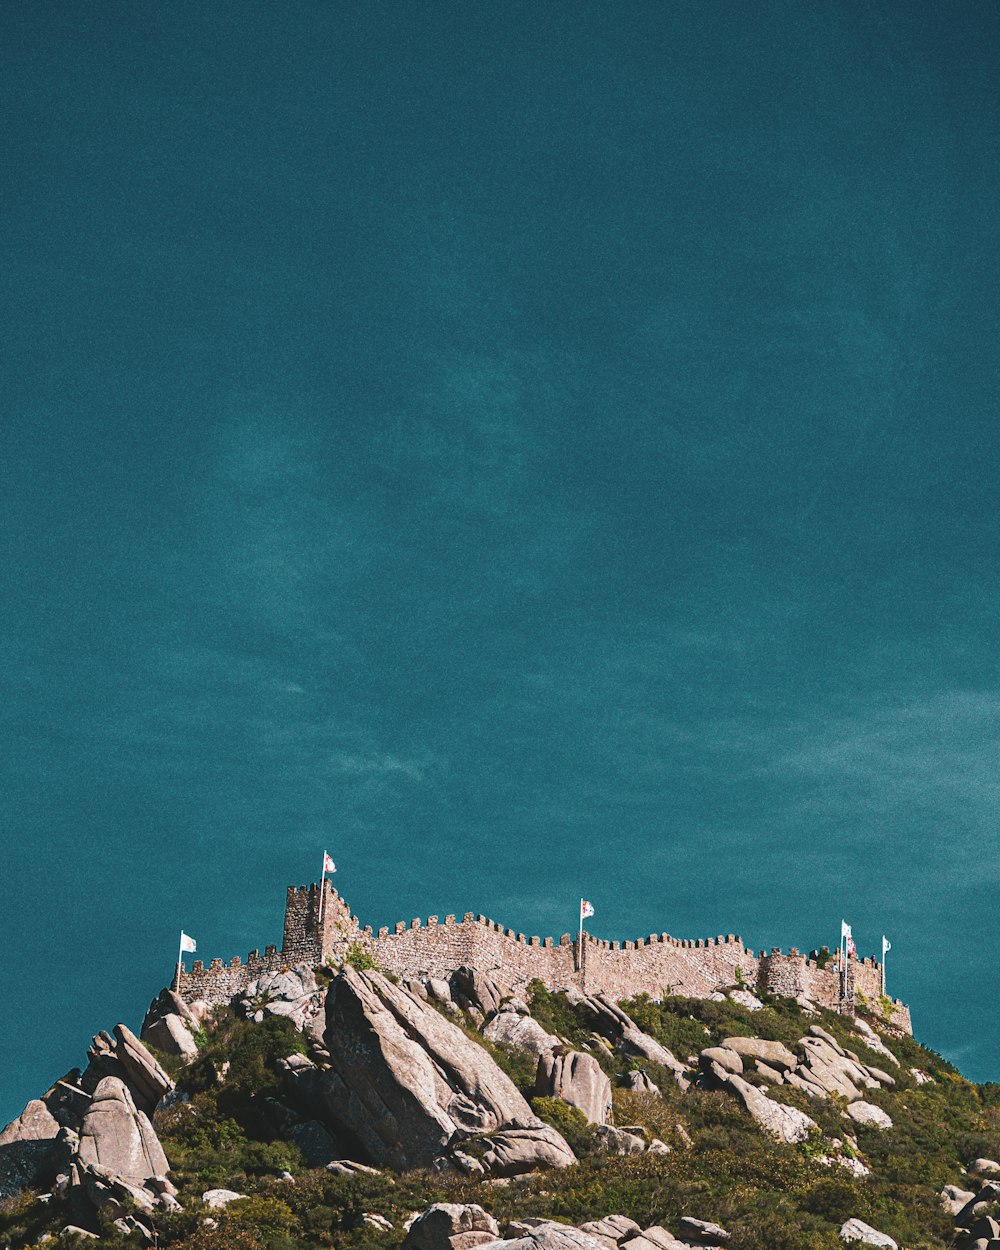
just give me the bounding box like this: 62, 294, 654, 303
173, 883, 910, 1033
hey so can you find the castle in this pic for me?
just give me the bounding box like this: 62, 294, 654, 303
175, 881, 912, 1034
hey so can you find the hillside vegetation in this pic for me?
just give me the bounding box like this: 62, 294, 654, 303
1, 973, 997, 1250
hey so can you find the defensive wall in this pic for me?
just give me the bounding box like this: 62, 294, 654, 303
175, 881, 910, 1034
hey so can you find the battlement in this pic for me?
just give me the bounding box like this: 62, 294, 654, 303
173, 882, 910, 1034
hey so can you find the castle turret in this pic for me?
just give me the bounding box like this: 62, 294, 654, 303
282, 881, 362, 963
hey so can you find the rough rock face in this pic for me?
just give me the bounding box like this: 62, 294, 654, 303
951, 1181, 1000, 1244
536, 1051, 612, 1125
0, 1099, 61, 1147
679, 1215, 730, 1242
484, 1012, 561, 1058
77, 1077, 169, 1185
578, 1215, 642, 1245
316, 968, 573, 1172
940, 1184, 976, 1216
699, 1047, 743, 1076
852, 1019, 899, 1066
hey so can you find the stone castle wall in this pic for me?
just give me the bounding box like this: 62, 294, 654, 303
758, 949, 911, 1033
175, 881, 910, 1033
367, 912, 758, 1001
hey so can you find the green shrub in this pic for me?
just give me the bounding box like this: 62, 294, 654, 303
345, 943, 379, 971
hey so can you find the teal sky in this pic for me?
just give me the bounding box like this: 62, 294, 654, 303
2, 2, 999, 1124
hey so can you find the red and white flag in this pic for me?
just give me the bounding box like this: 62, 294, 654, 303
580, 899, 594, 920
179, 931, 197, 954
323, 852, 336, 875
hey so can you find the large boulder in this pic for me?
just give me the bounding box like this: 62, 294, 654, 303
573, 995, 688, 1088
622, 1070, 660, 1095
940, 1184, 976, 1216
594, 1125, 646, 1156
141, 990, 203, 1059
403, 1203, 500, 1250
238, 964, 321, 1030
839, 1218, 897, 1247
678, 1216, 730, 1243
0, 1100, 72, 1200
699, 1047, 743, 1077
484, 1012, 560, 1058
797, 1036, 878, 1100
82, 1027, 173, 1114
536, 1051, 612, 1125
479, 1222, 614, 1250
719, 1037, 797, 1072
578, 1216, 642, 1245
0, 1099, 61, 1147
620, 1227, 690, 1250
851, 1019, 899, 1066
723, 1073, 818, 1144
142, 1012, 198, 1059
450, 968, 503, 1020
846, 1102, 893, 1131
77, 1077, 169, 1186
316, 968, 573, 1172
477, 1124, 577, 1176
112, 1025, 174, 1111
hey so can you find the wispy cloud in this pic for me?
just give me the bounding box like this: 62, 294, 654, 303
331, 752, 426, 783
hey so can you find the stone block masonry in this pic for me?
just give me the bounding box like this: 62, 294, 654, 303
174, 882, 910, 1035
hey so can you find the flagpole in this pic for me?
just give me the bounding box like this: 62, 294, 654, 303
840, 922, 846, 1007
319, 850, 327, 939
176, 930, 184, 993
881, 938, 887, 997
578, 899, 584, 976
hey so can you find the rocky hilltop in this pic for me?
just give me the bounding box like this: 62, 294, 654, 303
1, 949, 997, 1250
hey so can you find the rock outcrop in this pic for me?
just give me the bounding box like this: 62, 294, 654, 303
76, 1077, 169, 1186
536, 1051, 612, 1125
716, 1070, 818, 1144
140, 989, 201, 1058
566, 992, 689, 1089
306, 968, 573, 1173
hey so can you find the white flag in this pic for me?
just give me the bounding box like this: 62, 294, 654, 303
581, 899, 595, 920
882, 935, 891, 957
179, 931, 197, 954
323, 852, 336, 874
841, 920, 852, 941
